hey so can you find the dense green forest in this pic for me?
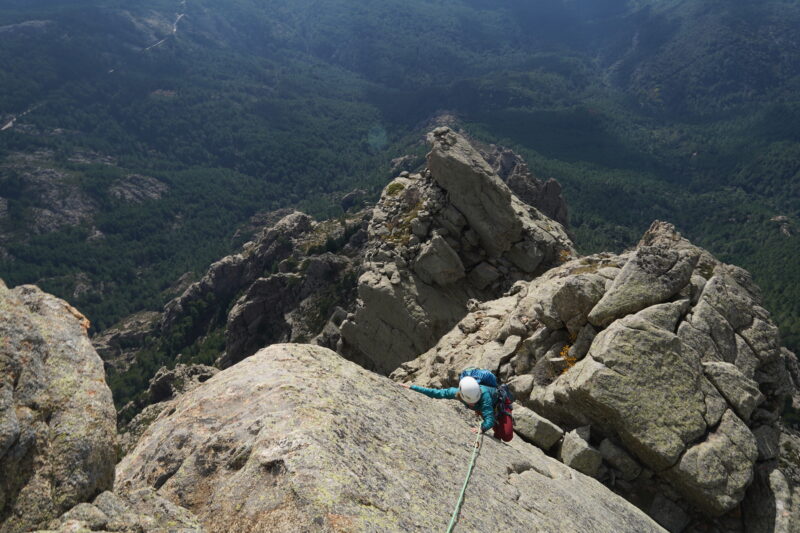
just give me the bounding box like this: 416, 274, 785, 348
1, 0, 798, 358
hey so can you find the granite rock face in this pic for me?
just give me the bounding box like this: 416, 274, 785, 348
116, 344, 663, 533
119, 364, 219, 456
222, 252, 355, 367
107, 208, 368, 381
340, 128, 574, 374
0, 281, 116, 533
36, 489, 203, 533
393, 221, 797, 529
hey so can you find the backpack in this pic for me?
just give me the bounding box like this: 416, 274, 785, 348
459, 368, 514, 416
459, 367, 498, 388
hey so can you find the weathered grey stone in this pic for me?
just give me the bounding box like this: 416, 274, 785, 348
410, 217, 429, 237
92, 311, 161, 375
480, 144, 569, 227
49, 503, 109, 530
752, 425, 782, 461
513, 406, 564, 450
702, 361, 764, 421
635, 300, 690, 332
507, 374, 534, 401
0, 281, 117, 533
568, 323, 596, 362
340, 129, 573, 374
116, 344, 664, 533
391, 219, 796, 525
526, 274, 606, 334
537, 311, 711, 472
599, 439, 642, 481
427, 128, 522, 256
119, 364, 221, 456
588, 246, 698, 327
559, 429, 602, 478
648, 493, 690, 533
223, 252, 355, 367
742, 463, 798, 533
506, 240, 544, 273
663, 410, 758, 516
414, 235, 465, 286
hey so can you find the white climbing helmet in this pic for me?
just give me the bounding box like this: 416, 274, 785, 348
458, 376, 481, 404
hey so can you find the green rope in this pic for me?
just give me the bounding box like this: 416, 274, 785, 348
445, 430, 483, 533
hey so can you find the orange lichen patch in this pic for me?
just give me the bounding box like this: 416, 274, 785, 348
327, 513, 357, 532
65, 303, 91, 331
558, 249, 572, 263
560, 344, 577, 374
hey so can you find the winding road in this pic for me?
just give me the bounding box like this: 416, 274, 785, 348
3, 4, 187, 132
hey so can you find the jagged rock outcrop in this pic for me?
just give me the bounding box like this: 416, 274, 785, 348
222, 252, 355, 367
392, 221, 798, 531
157, 210, 367, 367
161, 212, 315, 342
480, 143, 569, 227
0, 281, 116, 533
339, 128, 574, 374
92, 311, 161, 375
0, 159, 98, 234
107, 174, 169, 204
116, 343, 664, 532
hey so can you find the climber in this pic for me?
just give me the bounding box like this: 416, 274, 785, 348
401, 376, 514, 442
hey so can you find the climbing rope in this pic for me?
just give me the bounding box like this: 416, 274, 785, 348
445, 429, 483, 533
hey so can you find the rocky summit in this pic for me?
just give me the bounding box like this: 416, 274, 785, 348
116, 344, 663, 533
339, 127, 574, 373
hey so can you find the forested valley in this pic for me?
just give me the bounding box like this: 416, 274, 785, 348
1, 0, 798, 357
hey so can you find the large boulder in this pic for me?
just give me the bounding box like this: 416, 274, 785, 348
116, 344, 663, 533
0, 281, 117, 533
340, 128, 574, 374
393, 221, 797, 529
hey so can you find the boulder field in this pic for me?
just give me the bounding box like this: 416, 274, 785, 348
393, 221, 800, 531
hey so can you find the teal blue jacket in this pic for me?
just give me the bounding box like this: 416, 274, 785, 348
410, 385, 497, 432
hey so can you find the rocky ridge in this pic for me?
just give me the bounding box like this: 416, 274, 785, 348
159, 209, 368, 368
5, 126, 795, 532
92, 311, 161, 375
392, 221, 799, 532
100, 128, 573, 410
339, 127, 574, 373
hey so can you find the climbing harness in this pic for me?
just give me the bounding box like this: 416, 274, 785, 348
445, 429, 483, 533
